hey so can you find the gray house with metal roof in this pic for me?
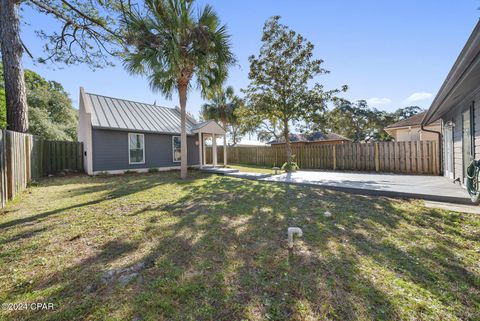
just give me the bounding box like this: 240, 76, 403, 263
78, 87, 227, 175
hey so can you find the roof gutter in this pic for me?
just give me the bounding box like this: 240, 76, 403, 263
420, 113, 443, 176
419, 21, 480, 176
423, 20, 480, 125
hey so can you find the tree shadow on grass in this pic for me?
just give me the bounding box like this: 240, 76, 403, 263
2, 173, 479, 320
0, 171, 199, 231
5, 239, 141, 320
0, 227, 48, 245
114, 177, 404, 320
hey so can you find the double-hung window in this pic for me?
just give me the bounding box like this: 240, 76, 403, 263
129, 133, 145, 164
172, 136, 181, 162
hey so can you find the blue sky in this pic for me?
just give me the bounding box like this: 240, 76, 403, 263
21, 0, 480, 121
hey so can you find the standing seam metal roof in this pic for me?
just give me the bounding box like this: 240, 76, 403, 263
86, 93, 196, 134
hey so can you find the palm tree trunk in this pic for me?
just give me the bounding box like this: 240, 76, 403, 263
0, 0, 28, 132
179, 85, 188, 179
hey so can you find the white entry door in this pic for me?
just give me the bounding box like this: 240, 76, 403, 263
444, 125, 453, 179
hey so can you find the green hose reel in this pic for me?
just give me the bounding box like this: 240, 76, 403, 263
466, 160, 480, 204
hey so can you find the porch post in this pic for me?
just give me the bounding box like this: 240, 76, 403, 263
198, 132, 203, 168
203, 134, 207, 166
212, 133, 218, 167
223, 134, 227, 166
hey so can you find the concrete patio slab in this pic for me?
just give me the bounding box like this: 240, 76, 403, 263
201, 167, 272, 179
225, 172, 272, 179
260, 170, 472, 205
201, 167, 239, 174
424, 201, 480, 214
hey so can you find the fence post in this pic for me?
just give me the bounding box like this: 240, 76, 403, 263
332, 145, 336, 170
375, 142, 380, 172
25, 135, 31, 182
6, 131, 13, 199
0, 130, 5, 208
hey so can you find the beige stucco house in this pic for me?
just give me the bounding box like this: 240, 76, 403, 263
385, 112, 441, 143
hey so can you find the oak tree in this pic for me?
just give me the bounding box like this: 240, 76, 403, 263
243, 16, 346, 167
0, 0, 123, 132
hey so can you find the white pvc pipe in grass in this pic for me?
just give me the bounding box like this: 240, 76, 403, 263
288, 227, 303, 249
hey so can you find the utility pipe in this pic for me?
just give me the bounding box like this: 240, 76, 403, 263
287, 227, 303, 249
420, 114, 443, 176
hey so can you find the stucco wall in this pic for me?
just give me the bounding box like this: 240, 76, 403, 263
92, 129, 199, 172
395, 128, 420, 141
77, 88, 93, 175
391, 125, 440, 143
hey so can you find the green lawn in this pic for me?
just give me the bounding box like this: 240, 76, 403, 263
0, 171, 479, 321
226, 163, 281, 174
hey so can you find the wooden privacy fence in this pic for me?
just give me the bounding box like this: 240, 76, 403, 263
0, 130, 83, 208
206, 141, 440, 175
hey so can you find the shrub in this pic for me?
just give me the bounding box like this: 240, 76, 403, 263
124, 170, 138, 174
148, 168, 159, 173
281, 161, 299, 172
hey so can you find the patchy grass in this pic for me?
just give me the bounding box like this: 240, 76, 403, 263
0, 171, 479, 321
227, 163, 281, 174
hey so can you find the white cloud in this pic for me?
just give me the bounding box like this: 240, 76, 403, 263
366, 97, 392, 107
405, 92, 433, 103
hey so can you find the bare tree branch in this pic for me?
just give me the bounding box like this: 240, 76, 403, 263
59, 0, 118, 37
20, 39, 34, 58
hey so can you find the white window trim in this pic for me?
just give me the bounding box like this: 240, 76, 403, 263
172, 136, 181, 163
128, 133, 145, 165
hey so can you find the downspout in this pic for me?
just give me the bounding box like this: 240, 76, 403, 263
420, 114, 443, 176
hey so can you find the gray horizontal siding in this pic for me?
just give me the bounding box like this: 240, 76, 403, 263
453, 111, 463, 181
92, 129, 199, 172
474, 91, 480, 160
444, 87, 480, 183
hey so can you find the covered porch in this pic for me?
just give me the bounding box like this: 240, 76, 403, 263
193, 120, 227, 169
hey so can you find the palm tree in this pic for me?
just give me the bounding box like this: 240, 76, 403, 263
201, 86, 242, 160
122, 0, 235, 178
201, 85, 241, 135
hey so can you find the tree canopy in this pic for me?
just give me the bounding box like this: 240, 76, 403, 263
243, 16, 347, 166
121, 0, 235, 178
26, 0, 125, 67
201, 86, 247, 146
0, 0, 128, 132
311, 100, 424, 142
0, 65, 77, 140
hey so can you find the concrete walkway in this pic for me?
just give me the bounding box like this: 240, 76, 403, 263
200, 167, 272, 179
260, 170, 472, 204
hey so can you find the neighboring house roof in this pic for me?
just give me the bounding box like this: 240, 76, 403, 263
85, 92, 197, 134
423, 21, 480, 125
385, 112, 441, 129
268, 132, 351, 144
206, 139, 269, 147
236, 140, 269, 147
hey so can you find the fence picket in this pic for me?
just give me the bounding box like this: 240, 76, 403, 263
206, 140, 439, 176
0, 130, 84, 209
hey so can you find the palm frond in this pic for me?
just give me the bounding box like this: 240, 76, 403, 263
122, 0, 235, 98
